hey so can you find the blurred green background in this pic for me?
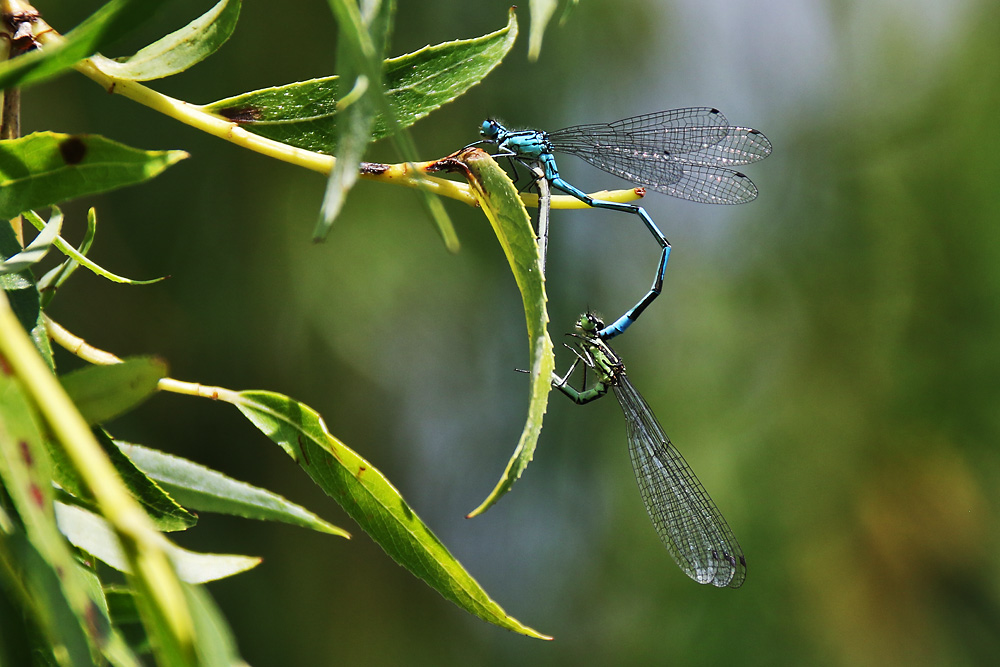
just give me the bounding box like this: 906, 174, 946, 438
22, 0, 1000, 664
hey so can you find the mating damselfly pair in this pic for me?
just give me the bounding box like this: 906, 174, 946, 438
474, 108, 767, 587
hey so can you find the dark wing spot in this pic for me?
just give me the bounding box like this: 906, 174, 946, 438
59, 136, 87, 165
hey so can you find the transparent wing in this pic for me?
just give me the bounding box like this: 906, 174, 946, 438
547, 108, 772, 204
549, 108, 733, 155
612, 376, 746, 588
569, 146, 760, 204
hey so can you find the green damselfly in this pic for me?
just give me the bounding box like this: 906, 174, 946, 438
553, 312, 746, 588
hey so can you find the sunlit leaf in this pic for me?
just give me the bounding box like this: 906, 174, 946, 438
528, 0, 557, 60
96, 430, 198, 533
118, 441, 349, 537
59, 357, 167, 425
54, 502, 261, 584
202, 9, 517, 154
228, 389, 551, 639
181, 583, 244, 665
45, 426, 197, 534
0, 132, 187, 221
0, 207, 62, 275
91, 0, 241, 81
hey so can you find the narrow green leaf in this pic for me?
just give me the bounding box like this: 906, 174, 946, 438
182, 583, 244, 667
0, 371, 138, 665
0, 132, 188, 221
229, 389, 551, 640
39, 207, 97, 308
48, 428, 199, 534
104, 586, 142, 626
54, 502, 261, 584
0, 207, 62, 275
0, 216, 54, 368
59, 357, 167, 425
99, 584, 244, 665
0, 292, 196, 664
29, 208, 168, 303
313, 0, 459, 252
379, 7, 517, 139
326, 0, 379, 60
559, 0, 581, 26
117, 441, 349, 537
202, 9, 518, 154
528, 0, 557, 60
94, 430, 197, 533
0, 530, 101, 667
0, 0, 170, 90
427, 149, 554, 517
73, 567, 144, 666
316, 0, 393, 236
91, 0, 241, 81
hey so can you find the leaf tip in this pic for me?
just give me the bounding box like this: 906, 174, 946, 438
465, 496, 493, 519
166, 150, 191, 165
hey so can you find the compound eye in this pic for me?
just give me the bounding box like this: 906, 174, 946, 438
480, 119, 497, 139
582, 312, 604, 331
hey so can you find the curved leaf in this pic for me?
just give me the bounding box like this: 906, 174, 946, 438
91, 0, 241, 81
427, 149, 554, 517
29, 208, 168, 294
229, 389, 551, 640
0, 207, 63, 275
528, 0, 558, 60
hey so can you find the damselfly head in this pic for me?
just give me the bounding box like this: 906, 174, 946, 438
578, 312, 605, 334
480, 119, 502, 141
